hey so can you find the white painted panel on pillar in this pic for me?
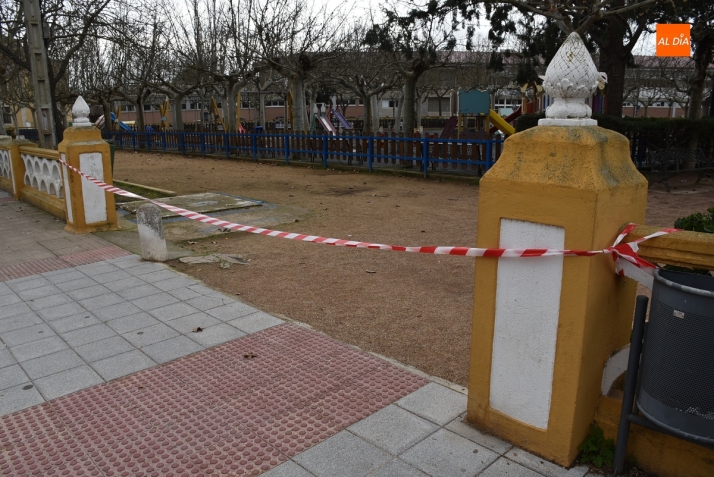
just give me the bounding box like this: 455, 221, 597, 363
79, 152, 107, 224
490, 219, 565, 430
61, 154, 73, 223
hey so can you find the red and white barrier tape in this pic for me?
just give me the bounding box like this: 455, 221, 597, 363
59, 158, 677, 288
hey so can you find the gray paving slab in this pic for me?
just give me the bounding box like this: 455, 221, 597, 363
262, 461, 315, 477
123, 263, 167, 276
117, 284, 163, 301
368, 459, 429, 477
505, 449, 576, 477
91, 350, 156, 380
0, 382, 45, 416
0, 312, 43, 333
400, 429, 499, 477
0, 364, 30, 391
36, 302, 89, 321
0, 348, 17, 369
445, 415, 513, 454
122, 323, 180, 348
75, 336, 135, 363
229, 312, 284, 333
44, 270, 86, 284
480, 457, 544, 477
132, 292, 180, 311
9, 336, 69, 362
33, 365, 103, 400
0, 293, 21, 307
103, 276, 148, 292
396, 383, 467, 426
185, 295, 235, 311
348, 405, 438, 455
56, 277, 100, 292
66, 284, 112, 301
91, 270, 133, 284
60, 323, 117, 347
0, 323, 56, 346
0, 283, 12, 296
77, 292, 124, 311
106, 255, 143, 268
166, 287, 204, 301
206, 302, 260, 321
27, 292, 74, 311
7, 277, 51, 293
186, 323, 246, 348
152, 276, 198, 292
93, 302, 143, 322
139, 269, 179, 283
106, 313, 160, 334
164, 313, 220, 334
49, 314, 101, 334
140, 336, 204, 364
15, 284, 62, 301
20, 349, 86, 380
563, 466, 589, 477
0, 302, 33, 319
148, 302, 200, 322
294, 430, 391, 477
187, 284, 221, 296
76, 263, 120, 277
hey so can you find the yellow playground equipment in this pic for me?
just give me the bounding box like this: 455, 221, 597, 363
455, 89, 516, 137
158, 98, 170, 130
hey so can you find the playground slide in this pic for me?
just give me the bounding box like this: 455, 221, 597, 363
488, 107, 521, 135
332, 109, 351, 129
110, 112, 132, 132
318, 116, 337, 135
487, 109, 516, 136
440, 116, 458, 138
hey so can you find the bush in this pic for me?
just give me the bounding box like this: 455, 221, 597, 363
578, 424, 615, 470
674, 207, 714, 233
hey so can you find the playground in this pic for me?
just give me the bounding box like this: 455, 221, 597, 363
112, 149, 714, 387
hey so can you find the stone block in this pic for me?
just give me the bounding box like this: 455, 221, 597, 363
229, 312, 284, 334
21, 349, 86, 380
396, 383, 467, 425
91, 350, 156, 380
140, 336, 203, 364
293, 431, 391, 477
400, 429, 499, 476
347, 405, 438, 455
34, 365, 103, 400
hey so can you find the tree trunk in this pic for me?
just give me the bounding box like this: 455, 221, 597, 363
687, 34, 714, 119
597, 18, 628, 117
371, 95, 380, 131
173, 94, 185, 130
223, 81, 239, 132
258, 85, 266, 126
136, 97, 146, 131
395, 87, 404, 132
292, 76, 307, 132
403, 75, 417, 134
101, 99, 111, 130
362, 94, 372, 134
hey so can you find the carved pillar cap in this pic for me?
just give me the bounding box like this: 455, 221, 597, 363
538, 33, 603, 127
72, 96, 93, 128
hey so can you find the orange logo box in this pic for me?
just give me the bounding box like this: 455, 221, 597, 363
656, 24, 691, 57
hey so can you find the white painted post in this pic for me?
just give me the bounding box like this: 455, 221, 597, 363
136, 204, 168, 262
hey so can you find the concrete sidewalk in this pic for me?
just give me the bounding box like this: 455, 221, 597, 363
0, 192, 593, 477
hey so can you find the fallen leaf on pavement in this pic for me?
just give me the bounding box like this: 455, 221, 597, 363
192, 327, 203, 333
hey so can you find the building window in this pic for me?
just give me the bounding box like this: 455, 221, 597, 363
3, 106, 11, 124
652, 101, 669, 107
622, 102, 633, 107
216, 102, 222, 109
241, 101, 251, 108
382, 100, 399, 108
494, 98, 519, 108
348, 99, 358, 105
143, 104, 152, 111
266, 100, 285, 107
121, 104, 135, 112
182, 103, 187, 110
427, 98, 451, 114
191, 102, 202, 110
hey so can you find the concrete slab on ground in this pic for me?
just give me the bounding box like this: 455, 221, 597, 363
118, 192, 262, 217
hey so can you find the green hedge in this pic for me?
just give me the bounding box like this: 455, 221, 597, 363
516, 113, 714, 138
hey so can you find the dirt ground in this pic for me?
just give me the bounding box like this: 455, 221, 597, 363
113, 150, 714, 386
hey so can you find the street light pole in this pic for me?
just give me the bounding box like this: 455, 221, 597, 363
22, 0, 57, 148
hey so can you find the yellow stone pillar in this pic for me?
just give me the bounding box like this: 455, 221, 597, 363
58, 97, 118, 233
466, 33, 648, 467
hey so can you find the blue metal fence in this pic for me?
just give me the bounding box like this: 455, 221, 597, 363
101, 130, 505, 177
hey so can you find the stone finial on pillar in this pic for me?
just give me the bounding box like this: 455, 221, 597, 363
136, 204, 168, 261
72, 96, 94, 128
538, 33, 602, 127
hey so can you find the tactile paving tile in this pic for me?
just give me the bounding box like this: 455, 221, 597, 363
0, 320, 431, 476
0, 430, 90, 476
349, 362, 429, 401
248, 406, 340, 458
307, 384, 393, 428
0, 403, 67, 451
189, 430, 288, 476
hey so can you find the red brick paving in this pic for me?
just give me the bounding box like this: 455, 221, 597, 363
0, 324, 428, 476
0, 246, 130, 282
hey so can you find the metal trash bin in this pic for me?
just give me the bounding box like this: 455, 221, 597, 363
638, 269, 714, 443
